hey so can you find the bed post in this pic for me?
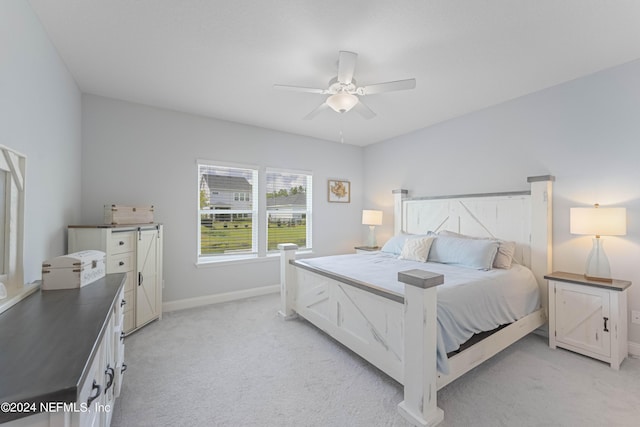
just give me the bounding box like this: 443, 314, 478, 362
393, 189, 408, 236
278, 243, 299, 319
527, 175, 554, 318
397, 269, 445, 427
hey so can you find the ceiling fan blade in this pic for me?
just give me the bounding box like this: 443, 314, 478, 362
352, 100, 376, 120
303, 102, 329, 120
337, 51, 358, 84
273, 84, 328, 94
360, 78, 416, 95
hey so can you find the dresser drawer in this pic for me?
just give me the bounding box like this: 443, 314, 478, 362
109, 232, 135, 255
109, 252, 135, 273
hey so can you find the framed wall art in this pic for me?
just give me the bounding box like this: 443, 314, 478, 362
328, 179, 350, 203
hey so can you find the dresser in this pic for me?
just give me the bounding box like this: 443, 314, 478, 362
0, 274, 126, 426
69, 224, 163, 335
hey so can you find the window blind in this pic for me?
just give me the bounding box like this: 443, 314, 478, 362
266, 170, 312, 251
198, 164, 258, 257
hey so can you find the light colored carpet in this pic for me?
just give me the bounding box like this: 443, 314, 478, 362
111, 293, 640, 427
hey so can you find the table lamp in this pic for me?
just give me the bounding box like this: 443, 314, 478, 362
362, 210, 383, 248
570, 204, 626, 282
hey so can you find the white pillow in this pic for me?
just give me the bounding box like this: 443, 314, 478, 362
427, 235, 498, 270
399, 236, 435, 262
438, 230, 516, 269
381, 232, 434, 255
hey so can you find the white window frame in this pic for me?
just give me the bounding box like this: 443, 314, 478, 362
197, 160, 259, 262
197, 161, 312, 264
265, 167, 312, 253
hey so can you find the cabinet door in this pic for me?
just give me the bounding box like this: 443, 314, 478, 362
136, 229, 160, 327
555, 282, 611, 357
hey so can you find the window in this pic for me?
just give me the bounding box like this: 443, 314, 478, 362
266, 169, 312, 251
198, 163, 258, 258
198, 161, 312, 262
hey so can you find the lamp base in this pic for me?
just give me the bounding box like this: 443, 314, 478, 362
367, 225, 377, 248
584, 237, 612, 283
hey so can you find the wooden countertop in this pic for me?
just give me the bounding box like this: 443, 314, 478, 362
544, 271, 631, 291
0, 274, 125, 423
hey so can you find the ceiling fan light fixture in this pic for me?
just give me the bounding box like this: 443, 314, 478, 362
326, 92, 358, 113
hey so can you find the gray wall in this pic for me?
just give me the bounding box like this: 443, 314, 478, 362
1, 0, 82, 284
364, 59, 640, 344
81, 95, 364, 302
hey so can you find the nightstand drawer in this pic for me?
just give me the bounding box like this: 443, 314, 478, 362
551, 281, 611, 358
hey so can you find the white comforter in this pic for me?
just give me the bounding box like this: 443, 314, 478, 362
299, 252, 540, 374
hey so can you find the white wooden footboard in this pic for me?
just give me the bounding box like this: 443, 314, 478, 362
279, 244, 445, 426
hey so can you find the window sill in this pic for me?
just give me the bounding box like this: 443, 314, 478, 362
0, 282, 40, 315
195, 250, 314, 268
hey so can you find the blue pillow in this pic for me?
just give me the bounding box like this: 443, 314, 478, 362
427, 235, 499, 270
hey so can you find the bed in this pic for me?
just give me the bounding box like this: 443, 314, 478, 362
278, 176, 554, 426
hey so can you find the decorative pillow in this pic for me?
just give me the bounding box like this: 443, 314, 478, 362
381, 232, 434, 255
438, 230, 516, 269
427, 235, 498, 270
380, 234, 412, 255
399, 236, 435, 262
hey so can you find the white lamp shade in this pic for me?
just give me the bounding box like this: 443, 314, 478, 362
570, 206, 626, 236
362, 210, 383, 226
326, 93, 358, 113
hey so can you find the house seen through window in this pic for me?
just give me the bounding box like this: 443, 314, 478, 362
266, 169, 312, 252
198, 161, 312, 260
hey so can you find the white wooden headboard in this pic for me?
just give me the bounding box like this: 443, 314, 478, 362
393, 176, 554, 313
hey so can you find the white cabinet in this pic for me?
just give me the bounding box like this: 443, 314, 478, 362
1, 275, 126, 427
69, 225, 163, 334
546, 271, 631, 370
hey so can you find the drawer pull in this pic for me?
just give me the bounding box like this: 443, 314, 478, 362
119, 241, 125, 246
121, 363, 128, 374
86, 380, 101, 406
121, 299, 126, 307
120, 331, 125, 342
105, 366, 115, 391
138, 272, 144, 287
119, 261, 125, 266
603, 317, 609, 332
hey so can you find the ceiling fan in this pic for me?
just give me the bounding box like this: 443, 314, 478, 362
274, 51, 416, 120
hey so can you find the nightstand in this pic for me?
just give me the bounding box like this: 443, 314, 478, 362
545, 271, 631, 370
354, 246, 379, 254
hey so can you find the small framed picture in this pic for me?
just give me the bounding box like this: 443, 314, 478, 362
328, 179, 350, 203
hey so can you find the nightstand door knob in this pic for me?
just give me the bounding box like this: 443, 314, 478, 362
603, 317, 609, 332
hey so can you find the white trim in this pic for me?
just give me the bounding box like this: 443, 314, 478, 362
628, 341, 640, 359
196, 158, 260, 170
162, 284, 279, 312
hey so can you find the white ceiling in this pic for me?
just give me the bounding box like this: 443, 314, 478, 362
28, 0, 640, 146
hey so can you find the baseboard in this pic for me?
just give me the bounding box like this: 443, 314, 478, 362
629, 341, 640, 359
163, 284, 279, 312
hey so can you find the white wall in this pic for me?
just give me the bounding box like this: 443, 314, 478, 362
0, 0, 82, 284
364, 59, 640, 344
81, 95, 364, 302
